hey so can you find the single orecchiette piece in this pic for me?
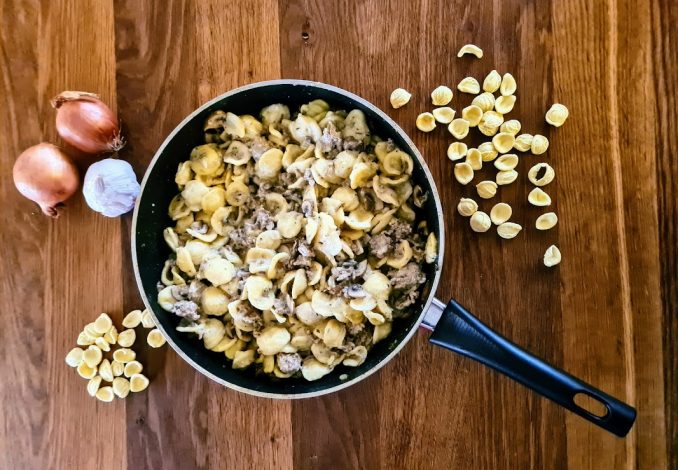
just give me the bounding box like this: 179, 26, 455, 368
432, 107, 456, 123
494, 95, 516, 114
457, 197, 479, 217
478, 142, 498, 162
457, 44, 483, 58
528, 163, 555, 186
390, 88, 412, 109
492, 132, 516, 154
472, 92, 496, 112
416, 112, 437, 132
531, 134, 549, 155
457, 77, 481, 94
470, 211, 492, 232
447, 142, 468, 161
494, 154, 519, 171
536, 212, 558, 230
448, 118, 470, 139
500, 119, 521, 135
431, 85, 453, 106
545, 103, 569, 127
543, 245, 562, 267
496, 169, 518, 185
461, 105, 483, 126
490, 203, 512, 225
476, 180, 498, 199
483, 70, 502, 93
528, 187, 552, 206
497, 222, 522, 239
454, 163, 474, 185
513, 133, 534, 152
500, 73, 517, 96
465, 148, 482, 170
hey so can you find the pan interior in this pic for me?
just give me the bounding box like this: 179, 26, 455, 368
134, 81, 443, 396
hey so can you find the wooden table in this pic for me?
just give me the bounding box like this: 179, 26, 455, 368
1, 1, 675, 468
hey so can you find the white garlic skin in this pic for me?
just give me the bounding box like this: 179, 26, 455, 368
83, 159, 140, 217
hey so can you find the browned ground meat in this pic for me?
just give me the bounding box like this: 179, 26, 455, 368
277, 353, 302, 374
368, 232, 392, 258
272, 296, 293, 317
318, 123, 343, 153
170, 284, 189, 300
291, 240, 314, 267
386, 218, 412, 239
248, 136, 270, 160
172, 300, 200, 321
390, 263, 426, 290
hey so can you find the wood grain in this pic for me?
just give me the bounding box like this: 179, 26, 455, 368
113, 1, 290, 469
0, 0, 674, 468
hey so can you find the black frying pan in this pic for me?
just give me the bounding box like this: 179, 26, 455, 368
132, 80, 636, 437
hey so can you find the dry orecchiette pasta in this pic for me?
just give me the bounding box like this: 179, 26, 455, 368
483, 70, 502, 93
389, 88, 412, 109
457, 44, 483, 58
159, 100, 438, 381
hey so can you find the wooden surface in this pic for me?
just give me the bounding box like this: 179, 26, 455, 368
0, 0, 675, 469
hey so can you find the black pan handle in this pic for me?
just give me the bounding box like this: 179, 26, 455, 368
428, 299, 636, 437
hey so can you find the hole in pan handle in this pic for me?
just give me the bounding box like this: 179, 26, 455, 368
423, 298, 637, 437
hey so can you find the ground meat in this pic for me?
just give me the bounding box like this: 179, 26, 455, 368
188, 280, 206, 303
228, 208, 275, 250
277, 353, 302, 374
368, 233, 392, 258
291, 239, 314, 268
229, 227, 254, 250
393, 288, 419, 311
386, 218, 412, 239
272, 296, 294, 317
347, 323, 365, 336
230, 302, 262, 330
342, 138, 362, 151
234, 269, 250, 294
390, 262, 426, 290
172, 300, 200, 321
282, 188, 303, 208
279, 172, 296, 187
251, 208, 275, 231
318, 123, 343, 153
301, 199, 314, 217
256, 182, 273, 199
171, 285, 189, 300
248, 136, 270, 160
303, 168, 315, 186
331, 260, 367, 283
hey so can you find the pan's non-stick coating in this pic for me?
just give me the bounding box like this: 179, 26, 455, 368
133, 81, 442, 396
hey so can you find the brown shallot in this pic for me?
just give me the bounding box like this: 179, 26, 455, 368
13, 143, 79, 217
51, 91, 124, 155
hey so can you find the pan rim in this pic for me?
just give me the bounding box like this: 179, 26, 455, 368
131, 79, 445, 399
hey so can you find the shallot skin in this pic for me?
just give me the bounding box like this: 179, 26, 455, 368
13, 143, 79, 217
52, 91, 124, 155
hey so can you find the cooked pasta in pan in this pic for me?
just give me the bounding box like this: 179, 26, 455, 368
158, 100, 437, 380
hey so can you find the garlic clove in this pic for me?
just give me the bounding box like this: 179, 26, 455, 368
83, 159, 140, 217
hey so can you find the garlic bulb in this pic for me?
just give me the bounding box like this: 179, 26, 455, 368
83, 159, 140, 217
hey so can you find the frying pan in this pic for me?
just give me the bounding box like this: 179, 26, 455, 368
132, 79, 636, 437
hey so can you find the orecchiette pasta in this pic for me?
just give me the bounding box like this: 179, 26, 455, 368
159, 101, 437, 381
